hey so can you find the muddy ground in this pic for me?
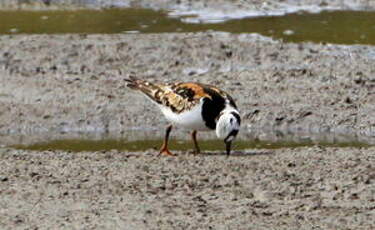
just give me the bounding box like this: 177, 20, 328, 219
1, 31, 375, 230
1, 146, 375, 229
1, 1, 375, 229
1, 33, 375, 140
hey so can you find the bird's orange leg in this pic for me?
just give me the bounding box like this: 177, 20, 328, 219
191, 130, 201, 154
158, 124, 175, 156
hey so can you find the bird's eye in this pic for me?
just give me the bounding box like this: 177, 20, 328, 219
230, 118, 233, 124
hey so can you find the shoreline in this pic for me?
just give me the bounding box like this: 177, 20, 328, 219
1, 0, 375, 23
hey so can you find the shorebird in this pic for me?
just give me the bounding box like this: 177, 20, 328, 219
125, 76, 241, 156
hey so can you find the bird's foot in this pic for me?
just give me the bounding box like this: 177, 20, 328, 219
158, 148, 176, 156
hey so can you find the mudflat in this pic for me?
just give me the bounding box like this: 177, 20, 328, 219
1, 146, 375, 229
1, 31, 375, 230
1, 1, 375, 229
0, 33, 375, 138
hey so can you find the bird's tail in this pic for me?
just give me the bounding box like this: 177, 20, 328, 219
124, 75, 164, 104
124, 75, 147, 90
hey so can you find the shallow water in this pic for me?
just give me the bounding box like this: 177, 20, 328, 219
0, 9, 375, 45
11, 135, 371, 152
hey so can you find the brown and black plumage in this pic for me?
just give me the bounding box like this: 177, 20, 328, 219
125, 76, 241, 156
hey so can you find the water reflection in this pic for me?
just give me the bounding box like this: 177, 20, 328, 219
4, 128, 373, 152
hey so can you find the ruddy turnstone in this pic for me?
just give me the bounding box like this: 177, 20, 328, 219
125, 76, 241, 156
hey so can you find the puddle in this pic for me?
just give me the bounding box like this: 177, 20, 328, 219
5, 127, 374, 152
0, 9, 375, 45
11, 136, 371, 152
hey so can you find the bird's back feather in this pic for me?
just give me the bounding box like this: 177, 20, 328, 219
125, 77, 237, 128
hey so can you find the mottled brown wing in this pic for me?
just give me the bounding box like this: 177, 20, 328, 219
171, 82, 213, 100
192, 83, 238, 109
125, 77, 167, 104
125, 78, 236, 113
170, 82, 238, 120
159, 82, 218, 113
125, 79, 207, 113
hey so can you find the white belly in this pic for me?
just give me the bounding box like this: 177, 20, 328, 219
159, 103, 211, 131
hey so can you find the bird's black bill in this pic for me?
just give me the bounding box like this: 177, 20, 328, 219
225, 141, 232, 155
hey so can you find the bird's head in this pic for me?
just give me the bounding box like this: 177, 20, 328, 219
215, 109, 241, 155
